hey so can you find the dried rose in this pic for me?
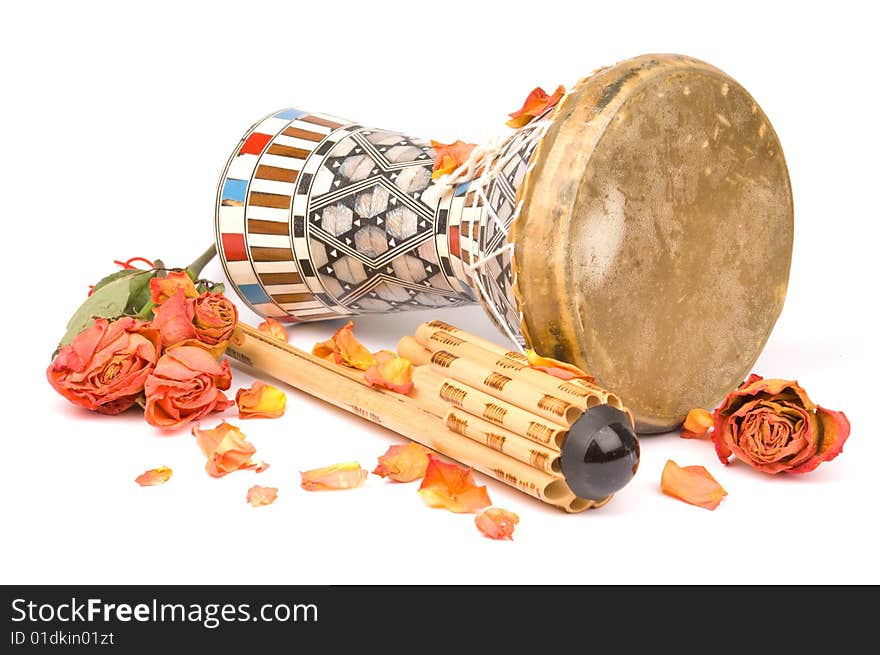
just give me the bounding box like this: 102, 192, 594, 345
258, 318, 288, 343
418, 455, 491, 513
149, 270, 198, 305
312, 321, 375, 370
475, 508, 519, 540
192, 421, 267, 478
525, 348, 594, 382
150, 288, 196, 347
246, 485, 278, 507
300, 462, 368, 491
430, 140, 477, 179
192, 292, 238, 347
144, 345, 233, 430
47, 317, 160, 415
236, 381, 286, 419
660, 460, 727, 510
681, 408, 713, 440
712, 374, 850, 474
506, 85, 565, 128
135, 466, 173, 486
364, 352, 414, 394
373, 443, 432, 482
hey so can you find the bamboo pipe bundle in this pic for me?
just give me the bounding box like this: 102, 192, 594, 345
225, 323, 591, 512
414, 322, 622, 410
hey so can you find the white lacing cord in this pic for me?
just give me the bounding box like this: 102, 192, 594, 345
431, 94, 570, 349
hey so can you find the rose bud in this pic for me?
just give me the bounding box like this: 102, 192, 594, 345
47, 317, 160, 415
192, 292, 238, 347
149, 270, 198, 305
144, 345, 233, 430
150, 288, 196, 347
712, 374, 850, 474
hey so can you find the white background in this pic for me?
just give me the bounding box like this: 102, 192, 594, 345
2, 0, 878, 585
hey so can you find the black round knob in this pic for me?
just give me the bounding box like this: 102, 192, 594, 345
561, 405, 640, 501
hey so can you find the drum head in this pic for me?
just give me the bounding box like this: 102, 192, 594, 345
511, 54, 793, 432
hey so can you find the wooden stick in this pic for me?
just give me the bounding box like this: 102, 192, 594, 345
444, 407, 562, 474
226, 324, 591, 511
411, 366, 568, 450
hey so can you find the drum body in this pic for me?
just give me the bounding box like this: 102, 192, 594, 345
216, 54, 793, 432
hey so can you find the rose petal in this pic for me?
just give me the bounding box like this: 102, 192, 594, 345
373, 443, 432, 482
787, 406, 851, 474
150, 270, 199, 305
312, 321, 375, 370
525, 348, 594, 381
135, 466, 173, 486
681, 408, 714, 439
660, 460, 727, 510
236, 381, 287, 419
417, 455, 491, 513
191, 421, 264, 478
300, 462, 368, 491
430, 140, 477, 179
258, 318, 288, 343
506, 85, 565, 128
246, 485, 278, 507
364, 355, 414, 394
475, 508, 519, 540
150, 288, 197, 347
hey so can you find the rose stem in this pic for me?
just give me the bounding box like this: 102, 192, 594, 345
187, 244, 217, 278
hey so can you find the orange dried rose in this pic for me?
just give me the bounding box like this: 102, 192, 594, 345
506, 85, 565, 128
660, 460, 727, 510
681, 408, 713, 439
712, 374, 850, 475
311, 321, 375, 370
235, 381, 286, 419
418, 455, 491, 513
150, 288, 197, 347
430, 140, 477, 179
144, 345, 233, 430
475, 508, 520, 540
258, 318, 288, 343
246, 485, 278, 507
373, 443, 432, 482
134, 466, 173, 487
192, 292, 238, 348
300, 462, 368, 491
525, 348, 594, 382
365, 353, 414, 394
192, 421, 267, 478
47, 317, 160, 415
150, 270, 198, 305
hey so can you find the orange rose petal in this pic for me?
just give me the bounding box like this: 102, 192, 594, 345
475, 508, 520, 540
660, 460, 727, 510
787, 406, 851, 474
150, 270, 198, 305
506, 85, 565, 128
312, 321, 375, 370
418, 455, 491, 513
135, 466, 173, 486
300, 462, 368, 491
236, 381, 287, 419
258, 318, 288, 343
373, 443, 432, 482
246, 485, 279, 507
364, 355, 414, 394
525, 348, 593, 381
681, 408, 714, 439
191, 421, 264, 478
430, 140, 477, 179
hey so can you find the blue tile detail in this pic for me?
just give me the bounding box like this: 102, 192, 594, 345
454, 181, 470, 197
274, 108, 306, 120
221, 179, 248, 203
238, 284, 271, 305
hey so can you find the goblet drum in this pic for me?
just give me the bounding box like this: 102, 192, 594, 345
215, 54, 793, 432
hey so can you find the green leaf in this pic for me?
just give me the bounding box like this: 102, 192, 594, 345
91, 268, 143, 294
126, 270, 156, 315
57, 275, 137, 348
136, 300, 156, 321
